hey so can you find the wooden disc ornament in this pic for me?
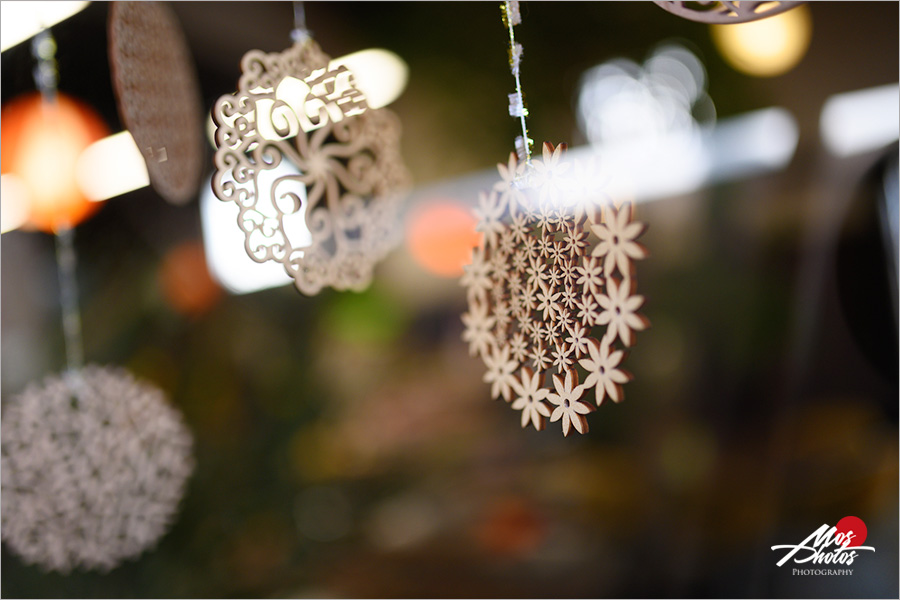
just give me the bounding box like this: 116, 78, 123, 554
1, 366, 194, 573
653, 1, 807, 24
109, 1, 205, 204
211, 39, 410, 296
461, 143, 650, 436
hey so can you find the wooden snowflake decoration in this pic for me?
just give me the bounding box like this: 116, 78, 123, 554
1, 366, 194, 573
461, 143, 649, 436
211, 39, 410, 296
653, 1, 806, 24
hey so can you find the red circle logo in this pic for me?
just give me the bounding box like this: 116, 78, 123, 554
835, 516, 867, 547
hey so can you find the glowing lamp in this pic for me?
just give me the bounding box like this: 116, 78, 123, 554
711, 4, 812, 77
1, 92, 109, 232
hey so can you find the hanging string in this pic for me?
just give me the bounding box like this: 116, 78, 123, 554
291, 1, 311, 44
55, 227, 84, 376
31, 27, 86, 392
502, 0, 532, 164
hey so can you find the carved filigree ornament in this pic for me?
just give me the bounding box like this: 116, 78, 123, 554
653, 1, 807, 24
211, 40, 410, 296
461, 143, 649, 437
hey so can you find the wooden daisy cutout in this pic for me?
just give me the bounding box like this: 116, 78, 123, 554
211, 39, 410, 295
461, 143, 650, 436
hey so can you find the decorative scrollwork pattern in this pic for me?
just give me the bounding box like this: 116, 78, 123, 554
652, 1, 806, 24
211, 40, 410, 295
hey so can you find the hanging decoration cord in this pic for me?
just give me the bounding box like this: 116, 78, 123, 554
31, 27, 86, 393
503, 0, 532, 164
55, 227, 85, 377
291, 0, 311, 44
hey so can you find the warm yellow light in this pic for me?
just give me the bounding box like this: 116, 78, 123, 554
76, 131, 149, 201
0, 1, 90, 52
1, 174, 31, 233
711, 4, 811, 77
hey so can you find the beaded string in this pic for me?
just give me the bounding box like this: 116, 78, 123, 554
32, 27, 86, 394
291, 1, 312, 44
502, 1, 532, 164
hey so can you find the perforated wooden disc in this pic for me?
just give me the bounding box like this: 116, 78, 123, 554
109, 1, 204, 205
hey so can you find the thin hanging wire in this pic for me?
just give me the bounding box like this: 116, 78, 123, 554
503, 0, 532, 164
31, 26, 86, 391
291, 1, 311, 44
55, 227, 84, 376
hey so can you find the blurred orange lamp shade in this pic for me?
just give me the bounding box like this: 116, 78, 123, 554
1, 92, 109, 232
406, 200, 482, 278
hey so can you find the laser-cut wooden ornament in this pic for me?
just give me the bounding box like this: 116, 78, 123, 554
211, 39, 410, 296
109, 1, 205, 205
1, 366, 194, 573
653, 1, 807, 24
461, 143, 649, 436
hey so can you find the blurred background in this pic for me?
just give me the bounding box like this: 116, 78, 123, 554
1, 1, 898, 597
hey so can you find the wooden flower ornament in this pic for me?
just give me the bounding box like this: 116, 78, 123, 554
461, 143, 649, 436
211, 40, 410, 295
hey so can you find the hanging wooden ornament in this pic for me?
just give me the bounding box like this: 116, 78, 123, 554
1, 366, 194, 573
211, 28, 410, 295
1, 24, 196, 574
652, 1, 806, 24
461, 2, 649, 437
463, 144, 649, 436
109, 1, 205, 204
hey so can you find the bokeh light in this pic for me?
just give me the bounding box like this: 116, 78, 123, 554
158, 240, 223, 317
711, 4, 812, 77
76, 130, 150, 201
577, 43, 713, 148
0, 1, 89, 52
331, 48, 409, 110
406, 200, 481, 277
1, 92, 108, 232
0, 174, 31, 233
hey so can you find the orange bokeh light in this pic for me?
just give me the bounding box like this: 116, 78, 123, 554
473, 495, 547, 558
406, 200, 482, 278
158, 241, 222, 317
1, 92, 109, 232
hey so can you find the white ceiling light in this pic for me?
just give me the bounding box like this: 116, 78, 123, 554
820, 84, 900, 157
76, 131, 149, 201
1, 1, 90, 52
331, 48, 409, 110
